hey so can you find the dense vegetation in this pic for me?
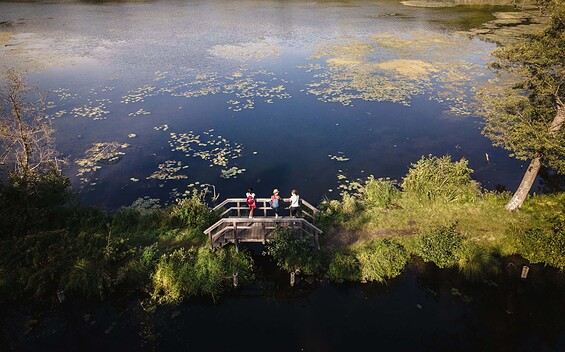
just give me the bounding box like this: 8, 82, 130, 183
480, 0, 565, 210
0, 177, 254, 305
318, 154, 565, 283
2, 153, 565, 306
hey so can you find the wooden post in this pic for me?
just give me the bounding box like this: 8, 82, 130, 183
263, 200, 267, 217
57, 290, 65, 303
233, 221, 238, 246
521, 265, 529, 279
237, 201, 241, 217
290, 271, 295, 287
208, 232, 213, 250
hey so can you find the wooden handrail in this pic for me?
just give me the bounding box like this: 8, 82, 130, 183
206, 198, 322, 250
205, 217, 322, 235
205, 217, 322, 249
212, 198, 319, 220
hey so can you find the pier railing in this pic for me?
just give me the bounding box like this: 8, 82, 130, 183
204, 198, 322, 249
204, 217, 322, 249
212, 198, 319, 221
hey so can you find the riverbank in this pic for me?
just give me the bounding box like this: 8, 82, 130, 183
1, 155, 563, 307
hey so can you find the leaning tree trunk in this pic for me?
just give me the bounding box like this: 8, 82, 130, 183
506, 101, 565, 211
505, 156, 542, 211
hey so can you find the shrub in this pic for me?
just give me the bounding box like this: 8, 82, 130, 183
317, 198, 346, 227
401, 155, 480, 203
151, 246, 254, 304
516, 215, 565, 270
456, 242, 501, 282
415, 223, 463, 268
151, 249, 187, 304
363, 177, 400, 208
140, 243, 160, 272
0, 170, 72, 238
264, 227, 322, 274
341, 193, 358, 216
328, 252, 360, 283
169, 194, 219, 231
355, 239, 410, 282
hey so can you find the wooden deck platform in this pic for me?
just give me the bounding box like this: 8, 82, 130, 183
204, 199, 322, 249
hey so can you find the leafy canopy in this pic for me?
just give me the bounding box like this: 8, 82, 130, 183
481, 0, 565, 171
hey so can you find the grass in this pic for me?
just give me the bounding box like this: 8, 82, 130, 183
319, 155, 565, 276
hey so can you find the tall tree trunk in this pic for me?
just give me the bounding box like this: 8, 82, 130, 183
506, 102, 565, 211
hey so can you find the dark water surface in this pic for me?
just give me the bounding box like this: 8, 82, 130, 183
0, 0, 529, 208
3, 253, 565, 351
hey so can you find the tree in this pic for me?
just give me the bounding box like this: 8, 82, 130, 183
481, 0, 565, 211
0, 70, 62, 184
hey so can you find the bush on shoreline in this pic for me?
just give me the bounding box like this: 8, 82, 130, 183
151, 246, 254, 304
0, 179, 243, 305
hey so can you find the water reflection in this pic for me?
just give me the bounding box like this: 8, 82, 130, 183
5, 255, 564, 351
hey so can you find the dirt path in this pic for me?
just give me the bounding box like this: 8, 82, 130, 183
322, 226, 418, 250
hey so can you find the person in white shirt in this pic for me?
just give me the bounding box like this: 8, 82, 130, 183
289, 189, 300, 218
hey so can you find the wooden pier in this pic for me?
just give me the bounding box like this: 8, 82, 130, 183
204, 198, 322, 249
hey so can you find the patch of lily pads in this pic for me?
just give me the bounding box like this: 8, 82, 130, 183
168, 128, 247, 179
299, 31, 490, 115
147, 160, 188, 180
74, 142, 129, 185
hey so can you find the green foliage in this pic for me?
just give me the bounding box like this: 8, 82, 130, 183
481, 0, 565, 171
515, 215, 565, 270
169, 194, 219, 231
363, 177, 401, 208
1, 226, 154, 301
402, 155, 480, 203
318, 177, 400, 228
151, 246, 254, 304
355, 239, 409, 283
0, 169, 72, 238
140, 243, 161, 272
341, 193, 358, 216
327, 252, 360, 283
265, 227, 322, 274
415, 223, 463, 268
456, 242, 501, 282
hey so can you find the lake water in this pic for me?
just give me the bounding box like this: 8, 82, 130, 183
0, 0, 530, 208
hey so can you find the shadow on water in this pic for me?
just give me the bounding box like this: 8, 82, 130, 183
2, 251, 565, 351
